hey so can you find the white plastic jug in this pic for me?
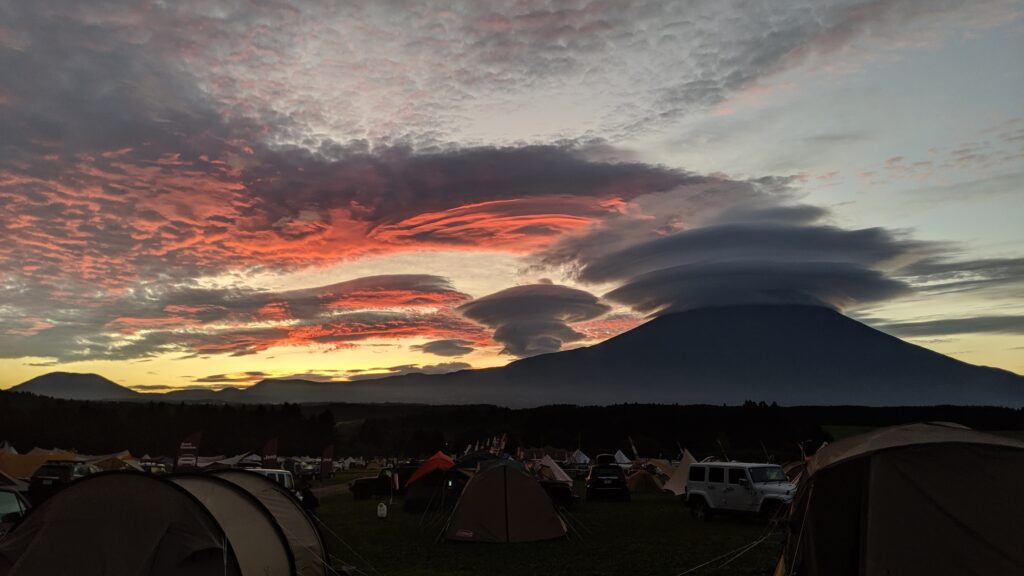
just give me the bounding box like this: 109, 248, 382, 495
377, 502, 388, 519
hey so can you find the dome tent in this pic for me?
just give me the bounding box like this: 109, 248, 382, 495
404, 451, 465, 513
626, 470, 663, 493
210, 468, 328, 576
0, 472, 243, 576
445, 460, 566, 543
776, 422, 1024, 576
406, 451, 454, 485
169, 474, 294, 576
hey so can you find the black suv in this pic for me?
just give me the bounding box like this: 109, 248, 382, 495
28, 460, 99, 505
585, 464, 630, 501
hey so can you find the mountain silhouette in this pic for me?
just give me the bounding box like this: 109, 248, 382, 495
9, 372, 140, 401
11, 306, 1024, 407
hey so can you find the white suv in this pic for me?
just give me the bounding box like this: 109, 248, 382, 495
685, 462, 794, 520
248, 468, 297, 492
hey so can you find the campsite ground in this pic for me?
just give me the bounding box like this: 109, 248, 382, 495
315, 483, 784, 575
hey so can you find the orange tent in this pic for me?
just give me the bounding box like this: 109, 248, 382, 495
0, 450, 76, 480
406, 451, 454, 486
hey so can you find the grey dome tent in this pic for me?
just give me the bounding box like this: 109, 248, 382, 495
775, 422, 1024, 576
445, 460, 566, 543
210, 468, 328, 576
0, 472, 243, 576
169, 474, 294, 576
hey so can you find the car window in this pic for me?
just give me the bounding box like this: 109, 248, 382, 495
0, 492, 23, 517
749, 466, 788, 483
34, 465, 68, 479
688, 466, 705, 481
708, 467, 724, 483
728, 468, 745, 484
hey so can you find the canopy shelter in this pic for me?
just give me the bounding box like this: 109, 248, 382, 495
626, 470, 662, 493
195, 455, 227, 468
25, 448, 72, 457
662, 449, 696, 496
776, 422, 1024, 576
0, 450, 76, 480
77, 450, 139, 471
198, 452, 256, 470
0, 472, 243, 576
0, 471, 26, 494
534, 455, 573, 484
569, 450, 590, 465
211, 469, 328, 576
445, 461, 567, 543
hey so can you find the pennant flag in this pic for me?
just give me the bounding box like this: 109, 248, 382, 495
174, 432, 202, 472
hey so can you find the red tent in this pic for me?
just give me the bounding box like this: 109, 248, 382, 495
406, 451, 454, 486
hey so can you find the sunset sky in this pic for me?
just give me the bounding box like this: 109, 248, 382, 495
1, 0, 1022, 392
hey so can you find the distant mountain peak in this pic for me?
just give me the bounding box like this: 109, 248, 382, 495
10, 306, 1022, 407
10, 372, 139, 401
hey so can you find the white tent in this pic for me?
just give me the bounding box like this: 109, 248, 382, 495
170, 475, 293, 576
341, 456, 364, 470
0, 441, 18, 455
569, 450, 590, 465
613, 450, 632, 466
662, 449, 696, 496
536, 455, 573, 483
212, 469, 328, 576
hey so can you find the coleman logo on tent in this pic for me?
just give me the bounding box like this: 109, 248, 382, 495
455, 529, 474, 538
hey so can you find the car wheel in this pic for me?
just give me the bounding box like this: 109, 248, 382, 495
691, 498, 711, 521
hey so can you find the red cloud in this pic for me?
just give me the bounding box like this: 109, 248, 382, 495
369, 197, 610, 252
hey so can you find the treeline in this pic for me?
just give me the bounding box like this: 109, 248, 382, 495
0, 391, 335, 456
5, 389, 1022, 461
334, 402, 828, 462
329, 402, 1024, 461
786, 405, 1024, 430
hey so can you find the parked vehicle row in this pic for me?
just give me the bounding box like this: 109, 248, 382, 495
28, 460, 101, 506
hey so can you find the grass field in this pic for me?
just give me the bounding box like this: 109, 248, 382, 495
314, 486, 784, 576
319, 469, 378, 486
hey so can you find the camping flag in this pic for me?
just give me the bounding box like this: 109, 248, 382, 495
320, 444, 334, 479
174, 432, 202, 472
262, 437, 279, 469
